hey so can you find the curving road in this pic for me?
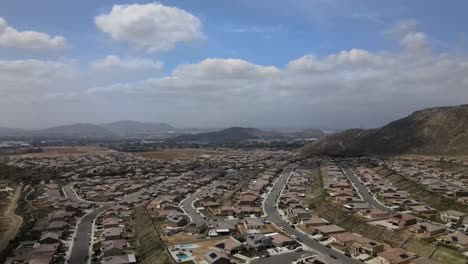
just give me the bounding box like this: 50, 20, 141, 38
264, 166, 361, 264
66, 184, 144, 264
340, 165, 395, 214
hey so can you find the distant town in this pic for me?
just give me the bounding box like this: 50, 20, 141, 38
1, 127, 468, 264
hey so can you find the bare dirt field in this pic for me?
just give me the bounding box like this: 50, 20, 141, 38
0, 185, 23, 253
135, 148, 231, 161
14, 146, 116, 158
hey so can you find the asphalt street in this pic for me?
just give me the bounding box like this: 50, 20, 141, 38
263, 166, 362, 264
67, 185, 144, 264
250, 251, 315, 264
340, 165, 395, 214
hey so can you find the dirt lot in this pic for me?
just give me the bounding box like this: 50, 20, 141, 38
14, 146, 116, 158
135, 148, 231, 161
0, 185, 23, 253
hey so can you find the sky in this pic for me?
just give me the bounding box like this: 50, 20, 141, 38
0, 0, 468, 129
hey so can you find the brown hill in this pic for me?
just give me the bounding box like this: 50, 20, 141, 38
303, 104, 468, 156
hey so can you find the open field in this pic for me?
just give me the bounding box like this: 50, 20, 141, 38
13, 146, 115, 158
135, 148, 231, 160
134, 208, 172, 264
0, 185, 23, 253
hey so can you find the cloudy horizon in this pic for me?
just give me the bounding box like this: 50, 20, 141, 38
1, 1, 468, 130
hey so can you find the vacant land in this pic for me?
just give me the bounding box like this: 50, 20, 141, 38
398, 154, 468, 162
134, 208, 172, 264
376, 166, 468, 213
0, 185, 23, 253
16, 146, 115, 158
135, 148, 230, 160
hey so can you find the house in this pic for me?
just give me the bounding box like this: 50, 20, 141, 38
46, 221, 68, 232
302, 216, 329, 227
214, 221, 237, 235
204, 251, 231, 264
350, 237, 384, 257
238, 195, 257, 206
103, 217, 120, 228
440, 210, 467, 223
167, 212, 188, 227
438, 231, 468, 250
214, 236, 244, 255
104, 227, 124, 240
410, 205, 438, 217
244, 218, 265, 230
409, 223, 446, 238
330, 232, 361, 247
388, 214, 417, 228
39, 232, 60, 244
270, 233, 295, 247
219, 206, 235, 216
102, 254, 137, 264
359, 208, 390, 219
311, 225, 346, 237
246, 234, 273, 250
290, 208, 311, 221
377, 248, 417, 264
103, 240, 127, 257
184, 222, 207, 234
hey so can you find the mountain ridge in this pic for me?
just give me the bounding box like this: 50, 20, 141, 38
303, 104, 468, 156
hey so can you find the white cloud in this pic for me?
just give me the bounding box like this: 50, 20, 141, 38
173, 58, 281, 80
400, 32, 431, 53
2, 19, 468, 129
0, 59, 77, 99
91, 55, 163, 73
83, 27, 468, 128
0, 17, 65, 50
387, 19, 420, 36
95, 3, 204, 53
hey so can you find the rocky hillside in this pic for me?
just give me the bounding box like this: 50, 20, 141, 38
303, 104, 468, 156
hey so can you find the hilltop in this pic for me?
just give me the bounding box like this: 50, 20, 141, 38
303, 104, 468, 156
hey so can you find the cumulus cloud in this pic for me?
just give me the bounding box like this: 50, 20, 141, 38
2, 19, 468, 129
386, 19, 420, 36
173, 58, 281, 80
95, 3, 204, 53
83, 22, 468, 128
0, 17, 65, 50
91, 55, 163, 73
400, 32, 431, 53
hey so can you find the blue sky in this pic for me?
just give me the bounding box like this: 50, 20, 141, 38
0, 1, 467, 129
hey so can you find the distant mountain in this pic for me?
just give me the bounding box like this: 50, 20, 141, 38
0, 127, 28, 137
172, 127, 270, 142
40, 123, 117, 138
171, 126, 324, 143
303, 104, 468, 156
100, 120, 176, 136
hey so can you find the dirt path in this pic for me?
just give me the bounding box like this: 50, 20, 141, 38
0, 185, 24, 253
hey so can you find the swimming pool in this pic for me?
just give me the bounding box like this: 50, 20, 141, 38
178, 244, 199, 249
176, 253, 189, 260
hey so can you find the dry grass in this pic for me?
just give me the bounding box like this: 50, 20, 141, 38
398, 154, 468, 162
134, 210, 172, 264
135, 148, 230, 160
431, 246, 468, 264
14, 146, 115, 158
